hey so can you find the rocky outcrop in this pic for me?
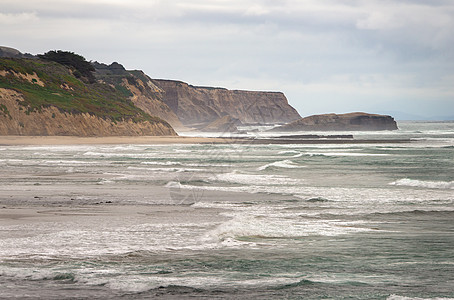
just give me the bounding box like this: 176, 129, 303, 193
201, 115, 241, 132
93, 62, 184, 130
271, 112, 398, 131
0, 46, 35, 59
0, 88, 176, 136
151, 79, 301, 126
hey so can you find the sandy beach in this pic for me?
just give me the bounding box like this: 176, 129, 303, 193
0, 135, 232, 145
0, 135, 411, 145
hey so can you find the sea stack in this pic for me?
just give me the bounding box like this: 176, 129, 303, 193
271, 112, 398, 131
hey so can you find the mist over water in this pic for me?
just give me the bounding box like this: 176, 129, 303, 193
0, 122, 453, 299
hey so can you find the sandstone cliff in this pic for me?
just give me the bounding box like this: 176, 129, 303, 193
151, 79, 301, 126
271, 112, 398, 131
0, 89, 175, 136
0, 55, 177, 136
201, 115, 240, 132
93, 62, 184, 130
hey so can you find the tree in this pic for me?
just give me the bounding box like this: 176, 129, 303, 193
39, 50, 96, 83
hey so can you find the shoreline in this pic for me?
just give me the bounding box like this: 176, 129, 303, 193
0, 135, 231, 145
0, 135, 412, 145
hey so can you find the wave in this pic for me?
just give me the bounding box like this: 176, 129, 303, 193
210, 171, 301, 186
257, 159, 304, 171
367, 209, 454, 218
278, 150, 303, 158
205, 215, 373, 242
82, 151, 157, 158
128, 166, 207, 173
141, 161, 232, 167
389, 178, 454, 190
304, 152, 390, 157
387, 295, 454, 300
306, 197, 331, 203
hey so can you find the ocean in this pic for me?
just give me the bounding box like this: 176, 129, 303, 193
0, 121, 453, 299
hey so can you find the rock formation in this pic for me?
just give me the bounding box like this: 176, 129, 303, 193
0, 55, 176, 136
151, 79, 301, 127
201, 115, 241, 132
93, 62, 184, 130
271, 112, 398, 131
1, 46, 304, 136
0, 89, 175, 136
0, 46, 36, 59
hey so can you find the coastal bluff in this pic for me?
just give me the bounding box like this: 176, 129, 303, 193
151, 79, 301, 127
0, 51, 176, 136
271, 112, 398, 131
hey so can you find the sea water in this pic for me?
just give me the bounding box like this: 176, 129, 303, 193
0, 121, 453, 299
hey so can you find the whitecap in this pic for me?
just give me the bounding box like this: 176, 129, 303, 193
257, 159, 304, 171
82, 151, 156, 158
205, 215, 373, 242
278, 150, 300, 155
141, 161, 180, 166
210, 171, 301, 185
387, 294, 454, 300
389, 178, 454, 190
305, 152, 390, 157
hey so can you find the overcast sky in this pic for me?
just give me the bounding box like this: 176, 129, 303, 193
2, 0, 454, 119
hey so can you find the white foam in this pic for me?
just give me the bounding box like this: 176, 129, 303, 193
42, 160, 101, 165
305, 152, 390, 157
82, 151, 156, 158
128, 166, 206, 173
278, 150, 300, 155
206, 215, 373, 241
257, 159, 304, 171
141, 161, 232, 168
210, 171, 301, 185
387, 295, 454, 300
141, 161, 180, 166
97, 178, 115, 185
390, 178, 454, 190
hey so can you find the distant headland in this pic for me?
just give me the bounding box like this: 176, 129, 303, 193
1, 46, 399, 137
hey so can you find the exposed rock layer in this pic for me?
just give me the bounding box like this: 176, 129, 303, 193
152, 79, 301, 126
93, 63, 184, 130
0, 88, 175, 136
201, 115, 240, 132
271, 112, 398, 131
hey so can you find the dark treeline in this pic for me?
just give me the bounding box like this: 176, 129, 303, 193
39, 50, 95, 83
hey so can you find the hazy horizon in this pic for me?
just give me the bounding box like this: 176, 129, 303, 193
1, 0, 453, 120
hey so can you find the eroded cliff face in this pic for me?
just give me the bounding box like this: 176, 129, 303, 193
0, 89, 176, 136
93, 63, 184, 130
151, 79, 301, 126
272, 112, 398, 131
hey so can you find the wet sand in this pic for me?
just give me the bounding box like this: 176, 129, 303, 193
0, 135, 411, 145
0, 135, 230, 145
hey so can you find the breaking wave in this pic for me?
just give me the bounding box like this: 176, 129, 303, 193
257, 159, 304, 171
389, 178, 454, 190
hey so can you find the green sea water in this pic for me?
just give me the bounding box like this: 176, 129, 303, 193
0, 121, 453, 299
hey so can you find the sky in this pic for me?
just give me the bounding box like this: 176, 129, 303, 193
1, 0, 454, 119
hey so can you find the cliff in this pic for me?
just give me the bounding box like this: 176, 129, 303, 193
271, 112, 398, 131
93, 62, 184, 130
201, 115, 240, 132
151, 79, 301, 126
0, 89, 174, 136
0, 56, 176, 136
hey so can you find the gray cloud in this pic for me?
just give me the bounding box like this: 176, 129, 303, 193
1, 0, 453, 118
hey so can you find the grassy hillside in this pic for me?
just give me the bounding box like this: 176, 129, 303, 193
0, 57, 171, 127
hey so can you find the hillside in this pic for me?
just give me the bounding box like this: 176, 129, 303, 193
0, 55, 176, 136
93, 62, 184, 129
152, 79, 301, 127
